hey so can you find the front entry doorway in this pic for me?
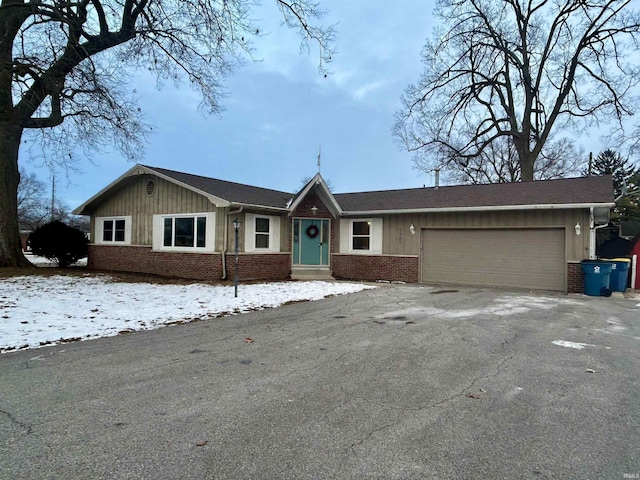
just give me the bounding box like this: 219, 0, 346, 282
293, 218, 330, 266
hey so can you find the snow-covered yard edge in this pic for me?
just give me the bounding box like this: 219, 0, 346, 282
0, 274, 376, 352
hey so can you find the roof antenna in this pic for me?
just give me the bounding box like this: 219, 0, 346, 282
317, 145, 321, 174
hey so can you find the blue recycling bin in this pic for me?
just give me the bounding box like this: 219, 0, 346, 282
581, 260, 612, 296
602, 258, 631, 292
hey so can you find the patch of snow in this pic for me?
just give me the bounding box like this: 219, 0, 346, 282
24, 253, 87, 267
378, 294, 586, 321
0, 275, 375, 352
552, 340, 595, 350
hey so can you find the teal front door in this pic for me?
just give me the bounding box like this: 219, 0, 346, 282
293, 218, 330, 266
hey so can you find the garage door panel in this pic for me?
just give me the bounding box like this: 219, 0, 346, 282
421, 229, 566, 291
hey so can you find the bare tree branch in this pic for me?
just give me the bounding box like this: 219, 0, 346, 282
0, 0, 335, 267
395, 0, 640, 182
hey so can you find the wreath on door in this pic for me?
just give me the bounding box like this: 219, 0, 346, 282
306, 224, 320, 238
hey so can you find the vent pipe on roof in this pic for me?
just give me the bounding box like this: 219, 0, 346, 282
434, 169, 440, 189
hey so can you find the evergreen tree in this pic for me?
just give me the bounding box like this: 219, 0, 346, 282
587, 150, 639, 197
586, 150, 640, 223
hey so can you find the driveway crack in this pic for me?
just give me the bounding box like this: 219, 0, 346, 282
420, 351, 517, 410
349, 421, 397, 453
0, 409, 32, 435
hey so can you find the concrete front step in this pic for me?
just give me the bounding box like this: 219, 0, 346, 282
291, 268, 334, 281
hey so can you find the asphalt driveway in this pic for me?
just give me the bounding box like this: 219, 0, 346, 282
1, 284, 639, 479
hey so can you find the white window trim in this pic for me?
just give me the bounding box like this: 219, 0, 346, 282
245, 214, 281, 253
340, 218, 383, 255
95, 216, 132, 245
152, 212, 216, 252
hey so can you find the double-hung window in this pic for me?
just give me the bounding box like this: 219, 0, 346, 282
245, 214, 280, 252
96, 216, 131, 244
351, 221, 371, 251
255, 217, 271, 249
340, 218, 383, 254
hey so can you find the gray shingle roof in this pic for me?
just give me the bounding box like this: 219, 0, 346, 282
333, 175, 614, 212
146, 165, 294, 209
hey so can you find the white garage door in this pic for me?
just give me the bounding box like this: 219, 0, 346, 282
421, 228, 566, 292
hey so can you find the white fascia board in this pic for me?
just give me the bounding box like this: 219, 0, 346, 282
288, 173, 343, 215
72, 164, 145, 215
72, 164, 230, 215
231, 202, 290, 212
340, 202, 615, 216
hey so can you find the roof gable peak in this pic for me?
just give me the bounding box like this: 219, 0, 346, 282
289, 172, 342, 216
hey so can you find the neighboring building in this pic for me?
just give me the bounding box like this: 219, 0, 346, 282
73, 165, 615, 293
629, 235, 640, 290
19, 231, 30, 251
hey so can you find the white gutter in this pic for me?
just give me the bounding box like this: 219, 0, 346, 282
222, 206, 243, 280
232, 202, 290, 212
342, 202, 614, 216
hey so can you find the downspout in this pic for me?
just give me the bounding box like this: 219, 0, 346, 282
222, 206, 243, 280
589, 207, 610, 259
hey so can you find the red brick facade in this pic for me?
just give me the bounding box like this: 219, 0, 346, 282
230, 252, 291, 281
567, 262, 584, 294
88, 246, 583, 292
88, 245, 290, 282
331, 254, 419, 283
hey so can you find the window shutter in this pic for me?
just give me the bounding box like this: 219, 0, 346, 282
152, 215, 162, 250
124, 216, 132, 244
95, 220, 103, 244
244, 214, 255, 252
206, 212, 216, 251
271, 216, 281, 252
371, 218, 383, 254
339, 219, 350, 253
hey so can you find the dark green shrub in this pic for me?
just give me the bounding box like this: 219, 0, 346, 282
28, 221, 88, 268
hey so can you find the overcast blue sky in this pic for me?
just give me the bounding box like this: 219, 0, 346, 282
19, 1, 436, 211
20, 0, 607, 212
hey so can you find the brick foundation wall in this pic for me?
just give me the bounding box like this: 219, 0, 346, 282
332, 254, 419, 283
567, 262, 584, 294
88, 245, 291, 282
228, 253, 291, 281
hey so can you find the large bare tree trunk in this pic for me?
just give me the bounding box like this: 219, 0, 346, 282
520, 156, 535, 182
0, 122, 30, 267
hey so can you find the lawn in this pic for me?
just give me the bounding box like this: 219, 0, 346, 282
0, 268, 375, 352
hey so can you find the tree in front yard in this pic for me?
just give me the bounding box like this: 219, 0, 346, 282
0, 0, 335, 268
28, 221, 88, 268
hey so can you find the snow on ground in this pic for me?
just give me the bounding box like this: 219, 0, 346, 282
24, 253, 87, 267
551, 340, 595, 350
0, 274, 376, 352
